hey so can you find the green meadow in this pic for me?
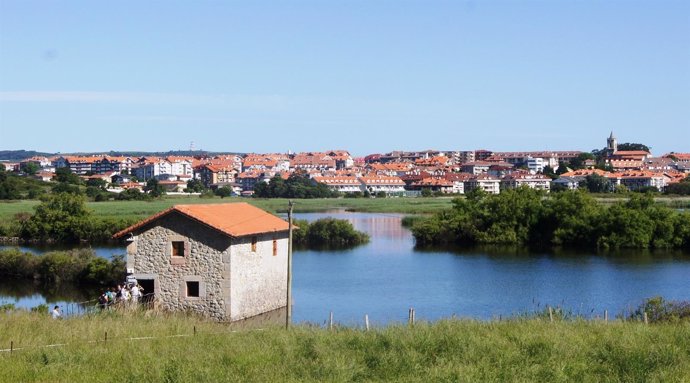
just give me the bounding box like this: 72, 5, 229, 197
1, 194, 688, 223
0, 196, 454, 222
1, 311, 688, 382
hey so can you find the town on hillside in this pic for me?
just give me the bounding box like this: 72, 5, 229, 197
2, 133, 689, 197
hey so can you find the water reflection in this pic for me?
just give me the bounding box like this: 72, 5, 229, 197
291, 211, 690, 324
0, 278, 100, 313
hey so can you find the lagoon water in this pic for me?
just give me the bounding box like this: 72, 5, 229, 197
2, 211, 690, 324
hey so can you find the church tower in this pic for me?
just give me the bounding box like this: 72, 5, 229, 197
607, 132, 618, 153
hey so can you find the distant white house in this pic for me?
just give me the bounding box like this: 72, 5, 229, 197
465, 174, 501, 194
359, 176, 406, 195
313, 176, 362, 194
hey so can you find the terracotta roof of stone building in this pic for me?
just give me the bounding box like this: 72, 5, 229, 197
113, 203, 292, 239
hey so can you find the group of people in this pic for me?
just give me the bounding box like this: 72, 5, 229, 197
97, 282, 145, 309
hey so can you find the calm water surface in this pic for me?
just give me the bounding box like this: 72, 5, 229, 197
2, 211, 689, 324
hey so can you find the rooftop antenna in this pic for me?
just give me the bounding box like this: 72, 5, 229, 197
190, 141, 195, 152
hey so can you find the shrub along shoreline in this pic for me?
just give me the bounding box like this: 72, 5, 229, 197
411, 188, 690, 250
0, 248, 125, 286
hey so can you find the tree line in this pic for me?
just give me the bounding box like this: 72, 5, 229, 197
254, 173, 339, 198
411, 187, 690, 250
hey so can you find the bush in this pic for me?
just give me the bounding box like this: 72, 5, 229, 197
0, 248, 125, 285
401, 215, 423, 228
37, 249, 92, 283
199, 190, 216, 199
0, 247, 37, 278
19, 193, 135, 243
215, 186, 233, 198
116, 188, 151, 201
629, 296, 690, 323
292, 218, 369, 248
665, 181, 690, 195
79, 254, 126, 285
411, 188, 690, 250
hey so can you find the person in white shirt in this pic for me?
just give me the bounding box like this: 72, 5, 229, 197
122, 288, 131, 302
51, 305, 61, 319
131, 284, 141, 303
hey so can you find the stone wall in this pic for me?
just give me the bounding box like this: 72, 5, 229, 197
127, 211, 289, 322
128, 212, 232, 320
230, 231, 289, 321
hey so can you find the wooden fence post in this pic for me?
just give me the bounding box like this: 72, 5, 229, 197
365, 314, 369, 331
548, 306, 554, 323
104, 331, 108, 344
644, 312, 649, 325
604, 310, 608, 323
329, 311, 334, 330
10, 341, 13, 354
194, 326, 197, 336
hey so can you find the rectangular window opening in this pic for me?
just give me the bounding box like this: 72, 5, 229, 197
186, 281, 199, 298
172, 241, 185, 257
251, 236, 257, 252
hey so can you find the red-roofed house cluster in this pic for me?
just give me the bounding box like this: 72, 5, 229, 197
3, 132, 688, 196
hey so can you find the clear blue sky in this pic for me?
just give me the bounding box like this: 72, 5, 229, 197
1, 1, 688, 156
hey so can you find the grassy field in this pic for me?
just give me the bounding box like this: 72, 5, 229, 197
0, 194, 687, 223
1, 311, 688, 382
0, 196, 454, 221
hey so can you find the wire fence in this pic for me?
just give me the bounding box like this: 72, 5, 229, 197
0, 323, 266, 354
59, 292, 158, 317
1, 305, 653, 355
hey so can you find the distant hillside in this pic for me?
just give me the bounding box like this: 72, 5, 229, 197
0, 150, 55, 161
0, 150, 244, 161
103, 150, 245, 157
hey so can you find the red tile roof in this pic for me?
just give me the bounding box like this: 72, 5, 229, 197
560, 169, 611, 177
113, 203, 291, 239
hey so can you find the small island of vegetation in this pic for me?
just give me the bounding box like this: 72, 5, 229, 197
0, 248, 125, 286
293, 218, 369, 248
411, 187, 690, 250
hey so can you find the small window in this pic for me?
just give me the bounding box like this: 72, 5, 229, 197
186, 281, 199, 298
273, 239, 277, 256
251, 236, 257, 252
172, 241, 185, 257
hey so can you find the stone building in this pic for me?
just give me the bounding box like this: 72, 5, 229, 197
113, 203, 291, 321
